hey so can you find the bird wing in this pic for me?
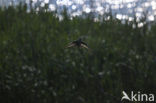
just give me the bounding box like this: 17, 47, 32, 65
81, 41, 87, 46
80, 42, 89, 49
66, 42, 76, 48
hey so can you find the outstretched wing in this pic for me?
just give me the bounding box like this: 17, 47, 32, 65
81, 41, 89, 49
66, 41, 76, 48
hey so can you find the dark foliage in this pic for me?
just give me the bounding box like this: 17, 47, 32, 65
0, 4, 156, 103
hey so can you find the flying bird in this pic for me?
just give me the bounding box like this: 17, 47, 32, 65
66, 38, 89, 50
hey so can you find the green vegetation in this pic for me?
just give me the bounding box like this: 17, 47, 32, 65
0, 4, 156, 103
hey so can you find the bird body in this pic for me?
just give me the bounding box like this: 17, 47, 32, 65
67, 38, 89, 49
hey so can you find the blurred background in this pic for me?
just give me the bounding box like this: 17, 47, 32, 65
0, 0, 156, 103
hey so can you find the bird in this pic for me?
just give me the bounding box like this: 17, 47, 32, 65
66, 38, 89, 49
